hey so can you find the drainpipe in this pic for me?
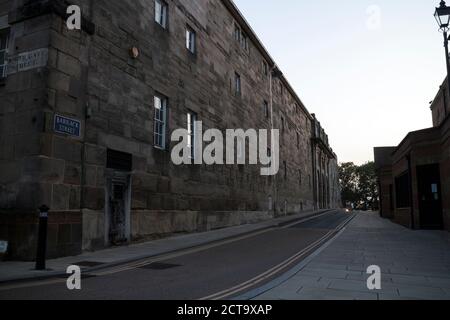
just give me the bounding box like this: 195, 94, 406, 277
312, 141, 317, 210
269, 66, 277, 216
79, 0, 94, 217
406, 154, 415, 229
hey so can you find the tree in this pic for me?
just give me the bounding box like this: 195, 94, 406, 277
356, 162, 378, 210
339, 162, 359, 207
339, 161, 378, 210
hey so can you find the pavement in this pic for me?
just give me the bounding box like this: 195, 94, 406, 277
250, 211, 450, 300
0, 209, 329, 284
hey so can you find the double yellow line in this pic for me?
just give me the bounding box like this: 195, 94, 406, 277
0, 210, 349, 293
92, 211, 335, 276
200, 214, 355, 300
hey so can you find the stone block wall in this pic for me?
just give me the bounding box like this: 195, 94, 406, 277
0, 0, 341, 259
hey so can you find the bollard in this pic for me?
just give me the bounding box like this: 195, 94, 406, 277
35, 205, 50, 271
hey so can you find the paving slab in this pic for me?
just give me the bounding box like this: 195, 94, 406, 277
252, 212, 450, 300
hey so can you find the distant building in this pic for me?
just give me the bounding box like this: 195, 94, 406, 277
374, 79, 449, 231
0, 0, 340, 260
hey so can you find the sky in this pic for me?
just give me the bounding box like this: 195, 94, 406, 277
233, 0, 446, 165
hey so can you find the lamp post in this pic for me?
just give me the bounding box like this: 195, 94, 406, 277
35, 205, 49, 270
435, 1, 450, 116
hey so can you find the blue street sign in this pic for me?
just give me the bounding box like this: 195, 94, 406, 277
54, 115, 81, 137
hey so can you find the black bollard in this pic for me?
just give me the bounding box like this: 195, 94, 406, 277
35, 205, 50, 271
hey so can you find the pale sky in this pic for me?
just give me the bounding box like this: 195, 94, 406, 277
233, 0, 446, 165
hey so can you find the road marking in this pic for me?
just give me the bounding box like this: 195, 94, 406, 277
92, 227, 277, 276
0, 210, 343, 291
280, 210, 337, 229
0, 278, 65, 291
93, 211, 337, 276
199, 214, 355, 300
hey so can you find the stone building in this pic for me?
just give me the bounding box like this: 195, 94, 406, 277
0, 0, 340, 260
374, 78, 450, 232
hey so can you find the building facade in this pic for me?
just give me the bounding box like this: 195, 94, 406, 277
374, 78, 450, 231
0, 0, 340, 260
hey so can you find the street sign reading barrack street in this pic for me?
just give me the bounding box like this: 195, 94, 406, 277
54, 115, 81, 137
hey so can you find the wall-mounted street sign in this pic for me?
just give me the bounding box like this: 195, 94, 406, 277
7, 48, 49, 75
17, 48, 48, 72
54, 114, 81, 137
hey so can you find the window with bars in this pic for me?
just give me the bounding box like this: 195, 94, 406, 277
0, 29, 9, 79
154, 0, 168, 29
153, 94, 167, 150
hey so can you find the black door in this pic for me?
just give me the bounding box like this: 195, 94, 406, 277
417, 164, 443, 229
109, 182, 127, 245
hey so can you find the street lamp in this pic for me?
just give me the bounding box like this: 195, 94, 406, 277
435, 1, 450, 31
435, 1, 450, 116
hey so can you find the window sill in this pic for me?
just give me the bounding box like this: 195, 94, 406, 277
154, 145, 167, 152
154, 21, 168, 31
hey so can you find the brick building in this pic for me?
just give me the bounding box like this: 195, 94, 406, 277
0, 0, 341, 260
374, 78, 450, 231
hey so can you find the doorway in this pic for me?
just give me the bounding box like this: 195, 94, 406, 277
108, 176, 129, 245
105, 149, 132, 246
417, 164, 443, 229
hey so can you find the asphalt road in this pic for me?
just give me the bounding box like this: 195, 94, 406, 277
0, 210, 353, 300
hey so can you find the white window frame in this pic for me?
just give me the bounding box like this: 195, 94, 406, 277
186, 26, 196, 54
155, 0, 168, 29
153, 94, 167, 150
187, 112, 197, 159
0, 29, 9, 79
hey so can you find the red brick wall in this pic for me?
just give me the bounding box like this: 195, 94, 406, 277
441, 119, 450, 231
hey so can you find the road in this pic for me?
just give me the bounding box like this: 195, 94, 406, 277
0, 210, 353, 300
